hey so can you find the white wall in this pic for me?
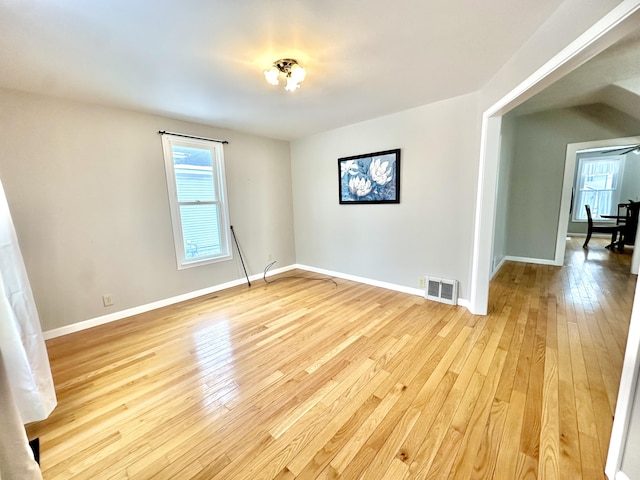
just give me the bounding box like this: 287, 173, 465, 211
506, 104, 640, 260
0, 1, 627, 332
290, 92, 480, 302
0, 88, 295, 331
621, 151, 640, 202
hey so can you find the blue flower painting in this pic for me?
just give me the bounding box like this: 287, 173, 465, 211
339, 149, 400, 204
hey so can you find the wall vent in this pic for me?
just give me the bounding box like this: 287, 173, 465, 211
425, 277, 458, 306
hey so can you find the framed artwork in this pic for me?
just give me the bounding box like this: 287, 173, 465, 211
339, 149, 400, 204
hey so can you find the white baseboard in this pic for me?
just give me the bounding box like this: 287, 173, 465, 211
504, 255, 559, 266
294, 264, 470, 310
615, 472, 630, 480
44, 263, 472, 340
43, 264, 297, 340
491, 257, 507, 279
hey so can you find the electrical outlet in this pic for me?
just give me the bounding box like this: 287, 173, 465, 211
102, 294, 114, 307
419, 278, 426, 288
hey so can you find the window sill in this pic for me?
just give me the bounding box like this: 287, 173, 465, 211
177, 254, 233, 270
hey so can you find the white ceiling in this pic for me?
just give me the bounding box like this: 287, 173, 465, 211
512, 30, 640, 117
0, 0, 567, 140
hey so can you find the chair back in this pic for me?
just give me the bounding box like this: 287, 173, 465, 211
585, 204, 593, 228
626, 201, 640, 245
617, 203, 630, 225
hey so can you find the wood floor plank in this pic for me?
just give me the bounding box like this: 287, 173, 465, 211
294, 393, 380, 480
285, 371, 390, 476
406, 370, 484, 479
381, 457, 409, 480
422, 427, 463, 480
330, 382, 406, 474
538, 295, 560, 480
493, 390, 527, 479
448, 348, 507, 480
26, 237, 636, 479
356, 407, 421, 480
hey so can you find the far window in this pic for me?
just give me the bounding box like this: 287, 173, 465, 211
572, 155, 624, 222
161, 134, 232, 269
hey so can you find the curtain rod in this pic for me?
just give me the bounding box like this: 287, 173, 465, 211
158, 130, 229, 144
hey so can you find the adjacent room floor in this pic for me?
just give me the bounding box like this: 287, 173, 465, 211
27, 237, 636, 479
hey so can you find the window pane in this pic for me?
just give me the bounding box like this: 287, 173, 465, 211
584, 174, 609, 191
162, 134, 231, 268
172, 146, 217, 202
573, 155, 624, 222
179, 204, 222, 259
595, 191, 613, 218
576, 191, 597, 220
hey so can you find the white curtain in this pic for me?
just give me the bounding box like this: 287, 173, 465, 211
0, 177, 56, 478
0, 351, 45, 480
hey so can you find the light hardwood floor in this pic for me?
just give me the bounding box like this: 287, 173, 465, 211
27, 237, 637, 479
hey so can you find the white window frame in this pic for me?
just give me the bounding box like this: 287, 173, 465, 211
161, 134, 232, 269
572, 154, 625, 223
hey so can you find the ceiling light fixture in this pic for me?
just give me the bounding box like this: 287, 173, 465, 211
264, 58, 306, 92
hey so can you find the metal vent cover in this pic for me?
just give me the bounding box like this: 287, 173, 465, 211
427, 279, 440, 297
424, 276, 458, 305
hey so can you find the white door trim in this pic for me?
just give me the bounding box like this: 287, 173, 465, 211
607, 285, 640, 479
470, 0, 640, 315
469, 2, 640, 479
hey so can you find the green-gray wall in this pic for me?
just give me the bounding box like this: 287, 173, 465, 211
505, 104, 640, 260
492, 113, 517, 273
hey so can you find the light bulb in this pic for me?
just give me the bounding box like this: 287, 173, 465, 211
264, 66, 279, 86
290, 64, 306, 83
285, 77, 300, 92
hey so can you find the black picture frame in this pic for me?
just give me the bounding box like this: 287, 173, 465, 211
338, 149, 400, 204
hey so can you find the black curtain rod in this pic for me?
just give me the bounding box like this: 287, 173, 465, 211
158, 130, 229, 144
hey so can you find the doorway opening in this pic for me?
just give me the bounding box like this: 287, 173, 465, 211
556, 136, 640, 268
470, 5, 640, 479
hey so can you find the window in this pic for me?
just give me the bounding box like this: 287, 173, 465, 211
161, 134, 232, 269
572, 155, 624, 222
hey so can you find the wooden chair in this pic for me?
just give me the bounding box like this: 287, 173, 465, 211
583, 204, 625, 250
621, 201, 639, 247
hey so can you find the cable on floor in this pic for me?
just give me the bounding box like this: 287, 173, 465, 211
263, 261, 338, 287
